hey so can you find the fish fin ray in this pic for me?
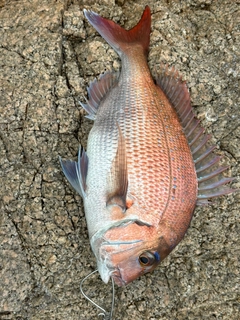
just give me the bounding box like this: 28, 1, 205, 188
196, 199, 212, 206
198, 177, 236, 191
197, 187, 237, 200
80, 71, 119, 120
106, 126, 128, 211
83, 6, 151, 56
59, 147, 88, 198
196, 156, 221, 174
155, 64, 237, 203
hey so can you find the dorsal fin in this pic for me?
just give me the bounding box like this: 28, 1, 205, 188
59, 147, 88, 198
80, 71, 119, 120
106, 126, 128, 211
156, 64, 236, 205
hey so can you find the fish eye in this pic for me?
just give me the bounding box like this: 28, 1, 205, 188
139, 251, 156, 267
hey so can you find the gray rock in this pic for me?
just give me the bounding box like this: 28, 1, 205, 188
0, 0, 239, 319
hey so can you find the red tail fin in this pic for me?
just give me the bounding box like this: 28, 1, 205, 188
83, 6, 151, 57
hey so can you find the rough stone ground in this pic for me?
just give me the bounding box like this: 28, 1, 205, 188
0, 0, 239, 319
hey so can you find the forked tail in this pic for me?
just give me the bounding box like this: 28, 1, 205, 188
83, 6, 151, 57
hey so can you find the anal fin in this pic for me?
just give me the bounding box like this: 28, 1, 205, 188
59, 147, 88, 198
80, 71, 119, 120
106, 126, 128, 211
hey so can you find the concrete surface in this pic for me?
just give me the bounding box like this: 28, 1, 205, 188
0, 0, 239, 319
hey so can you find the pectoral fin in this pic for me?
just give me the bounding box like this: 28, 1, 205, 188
59, 147, 88, 198
106, 126, 128, 211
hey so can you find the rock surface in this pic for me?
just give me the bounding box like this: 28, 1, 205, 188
0, 0, 239, 319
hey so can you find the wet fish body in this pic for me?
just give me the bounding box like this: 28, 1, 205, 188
60, 6, 235, 286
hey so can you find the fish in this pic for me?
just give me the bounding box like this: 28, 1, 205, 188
59, 6, 236, 287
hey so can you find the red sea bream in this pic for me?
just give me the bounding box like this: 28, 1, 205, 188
60, 6, 235, 287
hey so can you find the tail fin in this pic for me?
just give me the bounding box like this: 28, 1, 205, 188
83, 6, 151, 57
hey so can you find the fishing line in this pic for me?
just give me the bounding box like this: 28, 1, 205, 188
80, 269, 115, 320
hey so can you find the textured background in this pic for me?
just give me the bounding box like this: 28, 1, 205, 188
0, 0, 239, 319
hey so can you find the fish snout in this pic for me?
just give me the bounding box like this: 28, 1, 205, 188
97, 260, 112, 284
97, 260, 126, 286
110, 269, 126, 287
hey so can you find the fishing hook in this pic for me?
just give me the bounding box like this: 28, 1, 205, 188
80, 269, 115, 320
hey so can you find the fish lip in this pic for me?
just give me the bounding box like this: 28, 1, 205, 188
110, 268, 126, 287
97, 260, 112, 283
97, 240, 143, 285
111, 275, 126, 287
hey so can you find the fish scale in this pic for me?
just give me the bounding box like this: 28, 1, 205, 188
85, 48, 197, 246
59, 6, 236, 288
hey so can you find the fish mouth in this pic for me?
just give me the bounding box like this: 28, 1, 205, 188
97, 261, 125, 285
97, 260, 112, 284
97, 239, 143, 284
110, 269, 126, 287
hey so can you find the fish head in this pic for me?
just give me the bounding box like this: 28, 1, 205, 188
91, 219, 176, 286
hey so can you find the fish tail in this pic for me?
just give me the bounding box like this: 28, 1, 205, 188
83, 6, 151, 57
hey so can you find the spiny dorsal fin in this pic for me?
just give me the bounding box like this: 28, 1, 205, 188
106, 126, 128, 211
155, 64, 236, 205
80, 71, 119, 120
59, 147, 88, 198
